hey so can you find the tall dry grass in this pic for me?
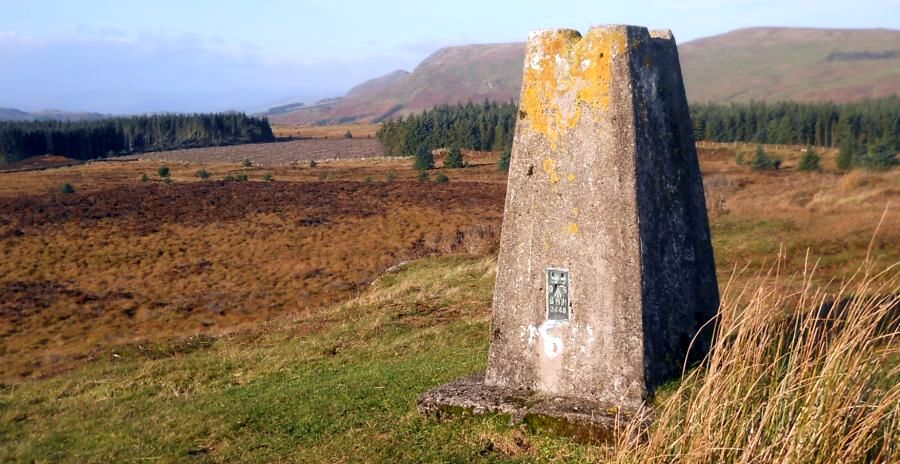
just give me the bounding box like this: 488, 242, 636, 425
615, 248, 899, 462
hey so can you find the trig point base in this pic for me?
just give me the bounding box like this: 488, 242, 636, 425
418, 24, 719, 441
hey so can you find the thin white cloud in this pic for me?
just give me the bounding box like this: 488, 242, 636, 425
0, 31, 413, 113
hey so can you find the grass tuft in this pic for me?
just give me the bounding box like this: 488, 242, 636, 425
615, 256, 900, 463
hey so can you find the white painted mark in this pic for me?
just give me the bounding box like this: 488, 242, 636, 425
526, 324, 538, 346
539, 320, 565, 358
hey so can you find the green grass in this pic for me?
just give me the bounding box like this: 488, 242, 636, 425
711, 218, 797, 276
0, 256, 602, 463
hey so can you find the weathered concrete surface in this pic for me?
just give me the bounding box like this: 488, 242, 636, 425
481, 25, 719, 409
418, 24, 718, 436
417, 372, 642, 443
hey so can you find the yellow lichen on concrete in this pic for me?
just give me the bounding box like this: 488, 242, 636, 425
569, 29, 627, 114
566, 223, 579, 235
519, 28, 629, 146
520, 30, 581, 146
543, 158, 560, 184
567, 173, 576, 183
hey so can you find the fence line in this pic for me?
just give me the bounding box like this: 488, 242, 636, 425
695, 141, 830, 151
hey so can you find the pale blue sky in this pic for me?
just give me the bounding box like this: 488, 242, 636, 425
1, 0, 897, 114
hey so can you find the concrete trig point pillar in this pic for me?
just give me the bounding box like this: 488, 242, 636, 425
419, 25, 719, 440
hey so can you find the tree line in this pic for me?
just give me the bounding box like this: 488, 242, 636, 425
0, 113, 275, 165
376, 97, 898, 171
376, 100, 517, 169
691, 97, 899, 151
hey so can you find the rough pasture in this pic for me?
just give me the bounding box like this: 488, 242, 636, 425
121, 138, 384, 166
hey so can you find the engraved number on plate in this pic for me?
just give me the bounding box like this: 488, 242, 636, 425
546, 268, 570, 322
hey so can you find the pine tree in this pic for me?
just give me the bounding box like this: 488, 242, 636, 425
498, 147, 512, 171
413, 143, 434, 171
750, 146, 781, 170
865, 138, 897, 170
444, 146, 464, 168
837, 137, 863, 170
798, 147, 820, 172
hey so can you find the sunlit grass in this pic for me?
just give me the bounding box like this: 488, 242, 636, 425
616, 255, 899, 463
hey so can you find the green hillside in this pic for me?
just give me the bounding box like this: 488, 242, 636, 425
681, 27, 900, 103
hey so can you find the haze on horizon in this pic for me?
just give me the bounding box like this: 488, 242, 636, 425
1, 0, 898, 115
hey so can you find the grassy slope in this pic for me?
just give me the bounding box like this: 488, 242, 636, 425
0, 256, 603, 462
3, 252, 896, 462
680, 28, 900, 102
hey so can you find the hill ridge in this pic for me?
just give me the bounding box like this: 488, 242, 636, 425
269, 27, 900, 125
0, 107, 107, 122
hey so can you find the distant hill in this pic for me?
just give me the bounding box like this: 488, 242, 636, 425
270, 43, 525, 125
267, 102, 306, 115
680, 27, 900, 103
0, 108, 106, 122
0, 108, 31, 121
269, 27, 900, 125
345, 69, 410, 98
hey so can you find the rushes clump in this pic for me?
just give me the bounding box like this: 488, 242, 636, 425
615, 255, 900, 463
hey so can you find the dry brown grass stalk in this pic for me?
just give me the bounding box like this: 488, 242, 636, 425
614, 254, 899, 463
